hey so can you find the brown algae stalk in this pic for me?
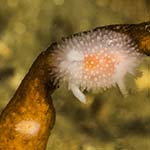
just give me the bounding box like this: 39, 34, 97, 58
0, 49, 56, 149
0, 22, 150, 149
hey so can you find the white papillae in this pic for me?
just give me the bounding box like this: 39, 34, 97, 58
51, 29, 143, 103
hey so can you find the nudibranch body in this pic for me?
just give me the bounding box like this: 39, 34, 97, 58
51, 28, 143, 103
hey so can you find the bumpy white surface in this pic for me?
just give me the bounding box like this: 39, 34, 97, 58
51, 29, 143, 103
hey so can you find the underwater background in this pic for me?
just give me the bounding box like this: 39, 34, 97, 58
0, 0, 150, 149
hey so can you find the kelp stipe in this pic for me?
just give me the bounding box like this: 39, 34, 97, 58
0, 22, 150, 149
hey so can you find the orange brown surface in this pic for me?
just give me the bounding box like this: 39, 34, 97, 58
0, 49, 56, 150
0, 22, 150, 150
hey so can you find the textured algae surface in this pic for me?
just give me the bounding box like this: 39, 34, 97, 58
0, 0, 150, 150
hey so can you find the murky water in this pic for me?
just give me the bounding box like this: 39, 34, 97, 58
0, 1, 150, 150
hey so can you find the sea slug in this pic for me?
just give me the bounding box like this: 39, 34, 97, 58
50, 28, 143, 103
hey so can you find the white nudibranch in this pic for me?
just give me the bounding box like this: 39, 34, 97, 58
51, 28, 143, 103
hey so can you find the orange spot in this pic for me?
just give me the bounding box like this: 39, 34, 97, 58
84, 54, 99, 70
83, 52, 118, 77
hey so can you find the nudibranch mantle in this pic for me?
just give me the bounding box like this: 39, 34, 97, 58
51, 28, 143, 103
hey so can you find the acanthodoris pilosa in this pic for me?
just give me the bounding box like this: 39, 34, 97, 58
50, 28, 143, 103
